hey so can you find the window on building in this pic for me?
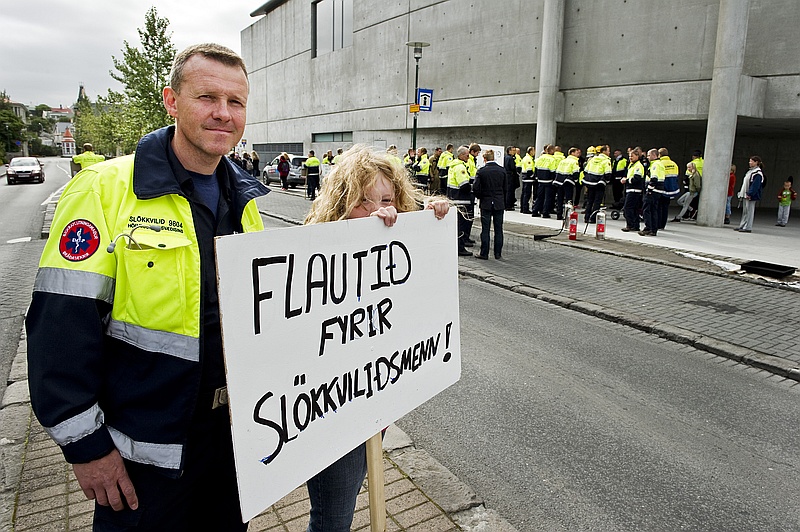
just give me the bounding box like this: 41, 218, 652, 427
312, 132, 353, 143
313, 0, 353, 57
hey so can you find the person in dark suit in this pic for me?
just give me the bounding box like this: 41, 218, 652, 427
472, 149, 507, 259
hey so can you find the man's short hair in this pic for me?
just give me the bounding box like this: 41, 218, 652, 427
457, 146, 470, 157
469, 143, 481, 153
170, 43, 248, 94
483, 149, 495, 161
309, 150, 315, 156
446, 143, 454, 150
658, 147, 669, 157
83, 143, 93, 151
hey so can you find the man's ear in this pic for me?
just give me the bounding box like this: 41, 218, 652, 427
163, 87, 178, 118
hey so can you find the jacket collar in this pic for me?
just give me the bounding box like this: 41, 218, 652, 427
132, 126, 269, 209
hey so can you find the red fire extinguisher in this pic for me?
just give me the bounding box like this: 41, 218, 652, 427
568, 205, 578, 240
596, 208, 606, 240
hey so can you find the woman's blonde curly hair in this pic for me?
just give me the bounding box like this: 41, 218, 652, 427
305, 144, 424, 224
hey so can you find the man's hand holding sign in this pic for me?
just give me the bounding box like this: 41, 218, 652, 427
216, 145, 461, 527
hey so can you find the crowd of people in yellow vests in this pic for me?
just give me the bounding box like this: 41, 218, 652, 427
390, 141, 710, 238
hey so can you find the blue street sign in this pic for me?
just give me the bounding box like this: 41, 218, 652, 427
417, 88, 433, 112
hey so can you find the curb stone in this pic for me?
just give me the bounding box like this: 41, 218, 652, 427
384, 426, 519, 532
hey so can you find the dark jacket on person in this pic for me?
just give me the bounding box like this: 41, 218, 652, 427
503, 154, 519, 189
747, 168, 764, 201
473, 161, 507, 211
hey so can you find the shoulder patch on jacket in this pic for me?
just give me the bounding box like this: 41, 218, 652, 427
59, 219, 101, 262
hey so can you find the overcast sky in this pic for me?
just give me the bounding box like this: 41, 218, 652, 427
0, 0, 264, 109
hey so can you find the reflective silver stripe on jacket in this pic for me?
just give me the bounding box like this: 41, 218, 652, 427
625, 189, 643, 193
44, 403, 104, 446
449, 199, 473, 205
106, 320, 199, 362
33, 267, 115, 304
108, 426, 182, 469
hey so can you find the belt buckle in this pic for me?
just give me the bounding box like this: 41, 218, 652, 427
212, 386, 228, 410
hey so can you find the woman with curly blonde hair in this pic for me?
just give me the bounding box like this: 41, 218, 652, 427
305, 144, 447, 225
301, 144, 447, 532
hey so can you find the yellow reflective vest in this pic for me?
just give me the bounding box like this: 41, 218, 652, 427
73, 150, 105, 169
447, 158, 471, 203
554, 154, 581, 186
438, 150, 453, 170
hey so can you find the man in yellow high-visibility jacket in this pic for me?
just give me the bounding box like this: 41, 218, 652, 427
26, 44, 269, 531
72, 143, 105, 170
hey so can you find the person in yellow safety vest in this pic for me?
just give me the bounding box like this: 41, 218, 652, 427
412, 147, 430, 190
611, 148, 629, 208
72, 143, 105, 170
657, 147, 680, 229
576, 145, 595, 208
620, 146, 645, 232
553, 146, 582, 220
304, 150, 321, 200
467, 143, 480, 179
332, 148, 343, 165
387, 145, 403, 167
447, 146, 473, 256
437, 144, 454, 195
552, 145, 565, 165
465, 143, 481, 245
520, 146, 536, 213
403, 148, 415, 170
25, 43, 268, 530
582, 144, 612, 223
532, 144, 556, 218
690, 149, 704, 176
641, 148, 666, 236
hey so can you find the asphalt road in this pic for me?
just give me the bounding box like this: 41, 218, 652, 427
0, 157, 71, 399
397, 277, 800, 531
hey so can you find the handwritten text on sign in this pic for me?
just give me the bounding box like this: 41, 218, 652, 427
215, 209, 461, 521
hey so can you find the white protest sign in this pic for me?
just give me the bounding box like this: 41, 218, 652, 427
215, 209, 462, 521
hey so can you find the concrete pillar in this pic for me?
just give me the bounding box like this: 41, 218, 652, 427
698, 0, 751, 227
534, 0, 565, 154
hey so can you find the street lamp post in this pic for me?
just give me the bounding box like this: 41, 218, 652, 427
405, 41, 429, 154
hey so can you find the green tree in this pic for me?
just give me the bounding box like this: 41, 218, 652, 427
0, 91, 25, 160
34, 104, 52, 118
109, 6, 175, 136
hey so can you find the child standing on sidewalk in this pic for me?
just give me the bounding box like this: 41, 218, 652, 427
776, 177, 796, 227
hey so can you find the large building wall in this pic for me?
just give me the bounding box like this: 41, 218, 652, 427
243, 0, 800, 206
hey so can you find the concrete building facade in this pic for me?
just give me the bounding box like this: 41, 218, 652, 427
241, 0, 800, 211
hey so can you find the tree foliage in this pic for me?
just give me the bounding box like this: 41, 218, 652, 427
110, 7, 175, 135
75, 7, 176, 155
0, 91, 26, 160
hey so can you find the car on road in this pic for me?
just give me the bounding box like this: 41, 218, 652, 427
262, 154, 308, 188
5, 157, 45, 185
